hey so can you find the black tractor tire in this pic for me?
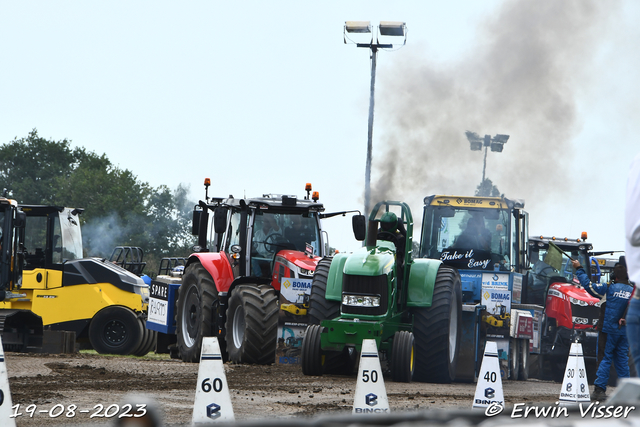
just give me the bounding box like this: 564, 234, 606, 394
143, 329, 158, 356
89, 306, 144, 355
132, 320, 158, 357
510, 339, 521, 380
301, 324, 324, 376
537, 353, 562, 381
518, 339, 529, 381
225, 284, 279, 364
131, 320, 150, 356
308, 257, 340, 325
412, 266, 462, 383
175, 263, 218, 363
391, 331, 415, 383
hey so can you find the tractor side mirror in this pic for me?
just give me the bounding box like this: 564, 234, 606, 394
14, 211, 26, 228
192, 209, 202, 236
214, 207, 228, 234
352, 215, 366, 241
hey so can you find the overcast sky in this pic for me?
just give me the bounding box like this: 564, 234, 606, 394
1, 1, 639, 255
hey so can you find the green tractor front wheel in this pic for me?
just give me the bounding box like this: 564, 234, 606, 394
391, 330, 414, 383
301, 324, 324, 375
301, 324, 356, 376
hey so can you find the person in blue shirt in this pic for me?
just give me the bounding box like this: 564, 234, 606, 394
572, 258, 633, 400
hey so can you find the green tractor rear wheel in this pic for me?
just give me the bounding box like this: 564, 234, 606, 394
413, 266, 462, 383
391, 330, 414, 383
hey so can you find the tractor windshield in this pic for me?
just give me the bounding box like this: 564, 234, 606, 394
250, 211, 321, 278
252, 212, 320, 256
421, 206, 511, 271
526, 243, 590, 305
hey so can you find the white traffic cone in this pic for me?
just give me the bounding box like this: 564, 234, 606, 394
472, 341, 505, 410
559, 342, 590, 405
192, 337, 235, 424
353, 339, 390, 415
0, 337, 16, 427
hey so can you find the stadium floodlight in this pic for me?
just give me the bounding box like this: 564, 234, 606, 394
466, 131, 511, 182
379, 21, 406, 37
345, 21, 407, 217
345, 21, 372, 33
465, 131, 483, 151
493, 134, 510, 144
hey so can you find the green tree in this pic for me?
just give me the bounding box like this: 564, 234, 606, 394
0, 129, 196, 276
0, 129, 78, 204
475, 178, 502, 197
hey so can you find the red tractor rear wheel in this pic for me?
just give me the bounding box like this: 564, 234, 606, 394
225, 284, 278, 364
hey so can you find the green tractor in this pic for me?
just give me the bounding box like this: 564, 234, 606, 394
301, 201, 462, 383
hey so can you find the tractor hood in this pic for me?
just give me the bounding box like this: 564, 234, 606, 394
343, 243, 395, 277
276, 250, 321, 272
546, 281, 601, 331
549, 282, 601, 306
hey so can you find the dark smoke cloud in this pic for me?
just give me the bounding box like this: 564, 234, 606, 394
371, 0, 616, 211
82, 212, 127, 258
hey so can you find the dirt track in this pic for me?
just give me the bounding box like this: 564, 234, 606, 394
4, 352, 584, 426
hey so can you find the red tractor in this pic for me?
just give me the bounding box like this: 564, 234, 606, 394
147, 180, 354, 363
525, 235, 600, 382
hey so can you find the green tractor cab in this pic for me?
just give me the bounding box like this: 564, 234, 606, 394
301, 201, 462, 383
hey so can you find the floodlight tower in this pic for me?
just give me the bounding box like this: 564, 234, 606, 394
465, 131, 510, 183
345, 21, 407, 217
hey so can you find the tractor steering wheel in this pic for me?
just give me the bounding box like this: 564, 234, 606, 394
264, 233, 288, 253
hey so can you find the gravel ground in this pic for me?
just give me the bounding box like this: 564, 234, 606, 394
3, 351, 598, 427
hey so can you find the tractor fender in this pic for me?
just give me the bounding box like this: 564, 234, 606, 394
325, 252, 350, 302
186, 253, 234, 293
406, 258, 442, 307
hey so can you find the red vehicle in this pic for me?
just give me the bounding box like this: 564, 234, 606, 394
147, 180, 355, 364
525, 235, 599, 382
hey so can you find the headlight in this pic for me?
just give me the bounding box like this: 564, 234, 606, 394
342, 294, 381, 307
300, 268, 311, 276
569, 296, 587, 306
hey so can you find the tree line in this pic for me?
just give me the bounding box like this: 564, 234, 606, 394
0, 129, 196, 277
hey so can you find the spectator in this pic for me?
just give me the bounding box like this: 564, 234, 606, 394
626, 152, 640, 374
573, 258, 633, 400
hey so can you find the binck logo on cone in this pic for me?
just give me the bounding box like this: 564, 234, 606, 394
365, 393, 378, 406
206, 403, 221, 420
